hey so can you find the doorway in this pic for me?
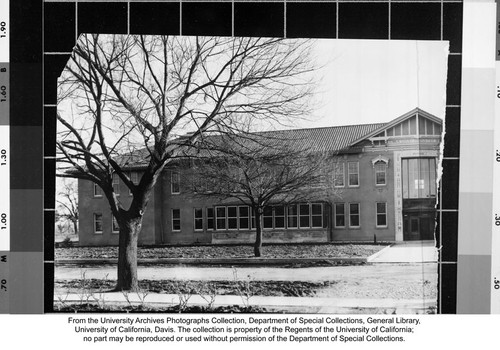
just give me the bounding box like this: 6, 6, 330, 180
403, 212, 435, 241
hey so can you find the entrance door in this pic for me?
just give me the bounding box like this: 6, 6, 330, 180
403, 216, 418, 241
403, 213, 435, 241
419, 216, 434, 240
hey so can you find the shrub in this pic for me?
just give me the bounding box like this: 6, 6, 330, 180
59, 236, 73, 248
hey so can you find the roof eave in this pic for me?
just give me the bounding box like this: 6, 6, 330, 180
347, 107, 442, 147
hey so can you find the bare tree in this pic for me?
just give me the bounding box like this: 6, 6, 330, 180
189, 132, 332, 257
56, 34, 317, 290
56, 179, 79, 237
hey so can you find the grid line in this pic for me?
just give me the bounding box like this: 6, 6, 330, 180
42, 0, 462, 314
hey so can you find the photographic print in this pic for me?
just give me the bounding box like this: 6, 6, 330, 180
11, 0, 500, 348
53, 35, 448, 314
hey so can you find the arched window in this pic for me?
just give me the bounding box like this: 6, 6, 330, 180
371, 156, 389, 186
374, 161, 387, 185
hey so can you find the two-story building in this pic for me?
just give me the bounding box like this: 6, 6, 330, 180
77, 108, 442, 246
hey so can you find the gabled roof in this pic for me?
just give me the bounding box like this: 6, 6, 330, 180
348, 107, 442, 146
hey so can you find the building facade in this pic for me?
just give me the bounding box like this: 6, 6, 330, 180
77, 108, 442, 246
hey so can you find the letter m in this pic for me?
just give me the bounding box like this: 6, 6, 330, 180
1, 255, 6, 262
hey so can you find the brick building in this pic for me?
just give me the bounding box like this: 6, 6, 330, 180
77, 108, 442, 246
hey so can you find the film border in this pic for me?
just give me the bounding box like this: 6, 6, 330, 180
33, 0, 464, 314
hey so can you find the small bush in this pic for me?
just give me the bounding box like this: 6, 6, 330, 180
59, 236, 74, 248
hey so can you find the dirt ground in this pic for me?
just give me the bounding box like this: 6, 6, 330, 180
314, 264, 436, 299
55, 244, 385, 260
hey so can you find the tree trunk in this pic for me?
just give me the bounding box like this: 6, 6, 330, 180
72, 220, 78, 236
254, 209, 263, 257
115, 216, 141, 291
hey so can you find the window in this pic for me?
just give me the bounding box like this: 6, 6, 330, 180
112, 216, 119, 233
274, 206, 285, 229
284, 203, 325, 229
93, 183, 102, 197
216, 207, 226, 230
263, 206, 273, 229
374, 161, 386, 185
213, 204, 321, 231
311, 203, 323, 228
227, 206, 238, 230
129, 171, 139, 195
207, 208, 214, 230
348, 162, 359, 187
130, 171, 138, 184
299, 204, 310, 228
376, 202, 387, 227
172, 209, 181, 231
194, 208, 203, 231
112, 173, 120, 195
251, 208, 256, 229
334, 163, 345, 187
349, 203, 360, 228
334, 203, 346, 228
238, 206, 250, 230
402, 158, 437, 199
260, 206, 287, 229
94, 213, 103, 234
171, 171, 180, 194
287, 204, 298, 229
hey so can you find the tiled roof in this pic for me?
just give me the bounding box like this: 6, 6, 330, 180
114, 147, 152, 168
251, 123, 387, 153
113, 122, 387, 169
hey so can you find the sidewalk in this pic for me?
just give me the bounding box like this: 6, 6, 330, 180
368, 241, 437, 263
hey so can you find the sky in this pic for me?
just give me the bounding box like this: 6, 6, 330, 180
57, 37, 449, 136
295, 39, 449, 128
